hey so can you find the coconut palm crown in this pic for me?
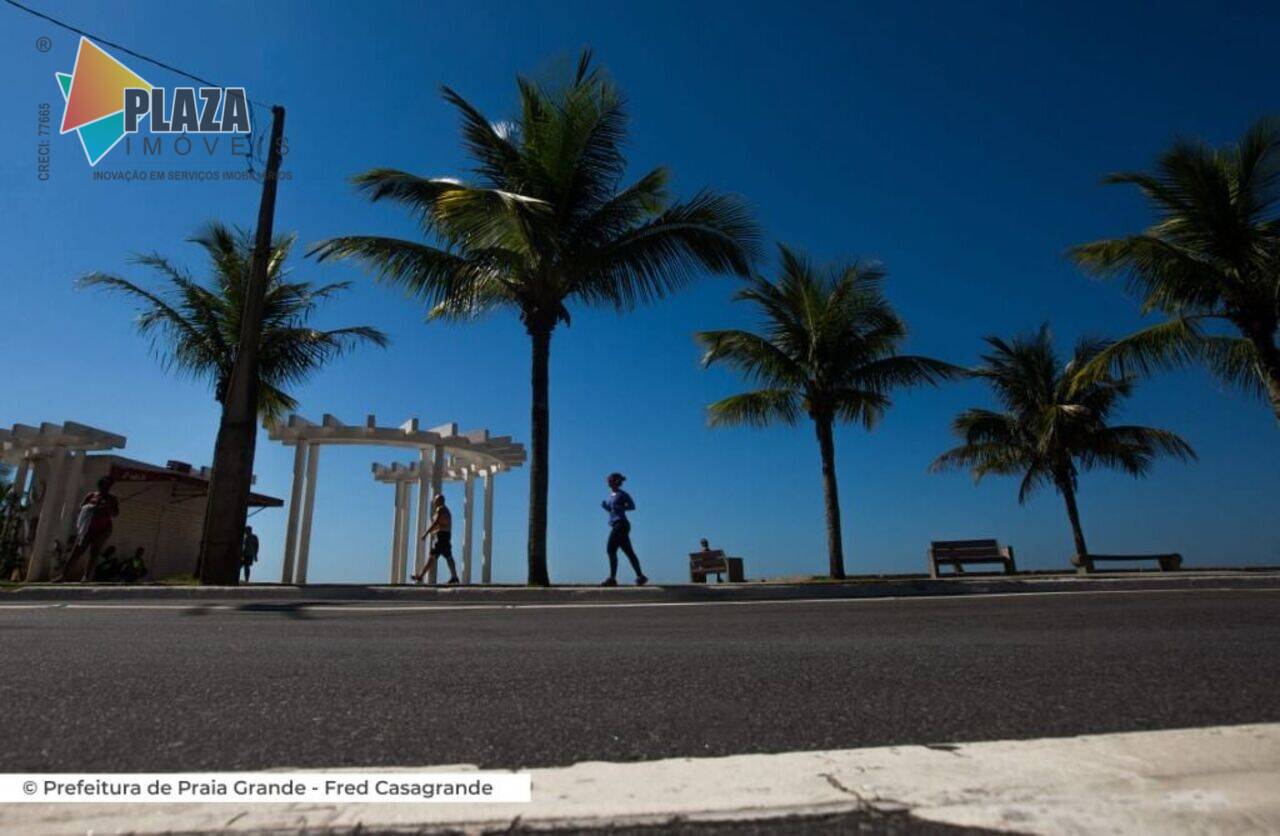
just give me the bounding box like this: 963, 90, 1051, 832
310, 51, 760, 585
697, 245, 958, 579
931, 325, 1196, 558
1070, 117, 1280, 423
80, 222, 388, 422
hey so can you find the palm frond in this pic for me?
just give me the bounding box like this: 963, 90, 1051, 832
706, 390, 802, 428
84, 224, 386, 418
573, 190, 760, 309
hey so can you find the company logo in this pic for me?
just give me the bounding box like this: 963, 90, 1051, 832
56, 37, 251, 167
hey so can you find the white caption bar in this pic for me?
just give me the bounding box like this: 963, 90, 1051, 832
1, 772, 531, 803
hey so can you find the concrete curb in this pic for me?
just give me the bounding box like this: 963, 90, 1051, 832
5, 724, 1278, 834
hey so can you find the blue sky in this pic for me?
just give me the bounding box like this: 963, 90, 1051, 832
3, 0, 1278, 583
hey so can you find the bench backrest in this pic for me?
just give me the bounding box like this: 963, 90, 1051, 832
690, 549, 727, 568
931, 539, 1004, 558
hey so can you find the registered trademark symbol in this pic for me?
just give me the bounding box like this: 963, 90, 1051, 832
36, 36, 52, 52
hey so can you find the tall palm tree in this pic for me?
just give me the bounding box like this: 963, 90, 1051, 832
310, 52, 759, 585
696, 245, 957, 579
81, 222, 388, 423
1070, 117, 1280, 423
931, 325, 1196, 559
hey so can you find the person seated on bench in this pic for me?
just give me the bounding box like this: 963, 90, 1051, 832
690, 540, 746, 583
692, 539, 725, 582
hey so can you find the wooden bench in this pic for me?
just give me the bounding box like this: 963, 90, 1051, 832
929, 539, 1016, 578
689, 549, 745, 583
1072, 553, 1182, 574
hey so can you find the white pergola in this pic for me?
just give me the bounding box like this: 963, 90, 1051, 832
267, 414, 525, 584
373, 458, 503, 584
0, 421, 127, 581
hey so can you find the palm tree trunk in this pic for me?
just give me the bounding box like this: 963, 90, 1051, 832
812, 414, 846, 579
1058, 479, 1089, 559
1245, 332, 1280, 424
526, 325, 552, 586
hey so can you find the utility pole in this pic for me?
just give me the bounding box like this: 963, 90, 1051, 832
197, 105, 286, 585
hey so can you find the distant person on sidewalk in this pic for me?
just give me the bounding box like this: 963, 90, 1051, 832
413, 494, 460, 585
65, 476, 119, 581
241, 525, 259, 583
601, 472, 647, 586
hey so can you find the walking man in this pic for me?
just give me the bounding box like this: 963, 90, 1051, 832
602, 472, 647, 586
413, 494, 460, 585
242, 525, 259, 583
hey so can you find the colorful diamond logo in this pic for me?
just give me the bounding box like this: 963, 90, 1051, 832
57, 37, 152, 166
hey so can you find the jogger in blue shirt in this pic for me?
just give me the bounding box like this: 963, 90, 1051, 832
602, 472, 647, 586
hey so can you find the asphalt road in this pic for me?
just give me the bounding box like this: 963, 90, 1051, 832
2, 588, 1278, 772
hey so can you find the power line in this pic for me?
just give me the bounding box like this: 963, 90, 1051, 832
2, 0, 275, 111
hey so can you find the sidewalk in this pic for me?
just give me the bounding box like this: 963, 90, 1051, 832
4, 568, 1279, 604
7, 723, 1279, 834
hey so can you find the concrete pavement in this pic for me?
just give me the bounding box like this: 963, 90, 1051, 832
6, 724, 1279, 834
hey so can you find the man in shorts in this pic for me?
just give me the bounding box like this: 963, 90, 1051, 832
413, 494, 460, 585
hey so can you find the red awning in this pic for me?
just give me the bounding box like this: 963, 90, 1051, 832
109, 464, 283, 508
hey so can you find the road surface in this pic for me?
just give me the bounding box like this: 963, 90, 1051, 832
3, 586, 1278, 773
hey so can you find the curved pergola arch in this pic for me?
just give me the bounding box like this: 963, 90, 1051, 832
267, 414, 525, 584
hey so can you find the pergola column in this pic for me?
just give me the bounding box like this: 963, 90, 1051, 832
56, 450, 87, 543
26, 449, 70, 581
415, 451, 429, 577
461, 468, 475, 584
280, 442, 307, 583
427, 444, 444, 584
481, 469, 494, 584
390, 481, 405, 583
294, 443, 320, 584
397, 480, 414, 582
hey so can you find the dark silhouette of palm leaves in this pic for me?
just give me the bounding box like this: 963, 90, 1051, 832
1070, 117, 1280, 421
80, 222, 388, 423
698, 244, 958, 577
310, 51, 760, 585
932, 325, 1195, 556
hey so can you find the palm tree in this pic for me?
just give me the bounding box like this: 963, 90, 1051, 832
931, 325, 1196, 559
1070, 117, 1280, 423
696, 245, 957, 579
81, 222, 388, 423
310, 52, 759, 585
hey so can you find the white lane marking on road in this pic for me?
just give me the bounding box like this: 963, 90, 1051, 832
5, 723, 1277, 835
0, 585, 1274, 615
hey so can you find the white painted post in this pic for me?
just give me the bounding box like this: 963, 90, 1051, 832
280, 442, 307, 583
55, 451, 87, 548
461, 468, 475, 584
427, 444, 444, 584
390, 481, 405, 583
482, 469, 494, 584
295, 443, 320, 584
398, 480, 414, 583
26, 449, 70, 581
415, 451, 429, 577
